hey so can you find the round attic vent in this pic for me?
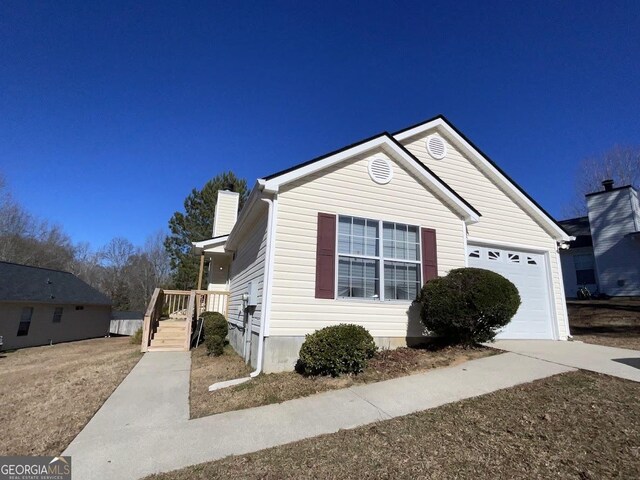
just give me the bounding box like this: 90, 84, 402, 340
426, 135, 447, 159
368, 157, 393, 184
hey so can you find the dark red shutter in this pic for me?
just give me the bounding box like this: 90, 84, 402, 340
315, 213, 336, 299
421, 228, 438, 283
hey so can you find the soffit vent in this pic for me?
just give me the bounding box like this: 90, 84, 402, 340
368, 157, 393, 184
426, 135, 447, 160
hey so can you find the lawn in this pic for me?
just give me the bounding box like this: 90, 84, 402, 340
190, 343, 494, 418
0, 337, 142, 456
152, 370, 640, 479
568, 298, 640, 350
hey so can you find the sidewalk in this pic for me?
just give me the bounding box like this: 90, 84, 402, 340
64, 350, 572, 480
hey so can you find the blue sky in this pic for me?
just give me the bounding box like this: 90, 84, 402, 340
1, 1, 638, 248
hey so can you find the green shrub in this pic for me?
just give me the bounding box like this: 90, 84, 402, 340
201, 311, 228, 356
418, 267, 521, 345
130, 327, 143, 345
297, 324, 377, 377
205, 335, 225, 356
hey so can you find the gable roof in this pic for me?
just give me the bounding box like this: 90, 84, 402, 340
0, 261, 112, 305
260, 132, 481, 224
393, 115, 571, 241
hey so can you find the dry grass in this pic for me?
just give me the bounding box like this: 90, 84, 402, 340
568, 298, 640, 350
150, 371, 640, 479
0, 337, 142, 456
190, 344, 494, 418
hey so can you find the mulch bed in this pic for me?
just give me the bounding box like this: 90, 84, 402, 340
190, 344, 495, 418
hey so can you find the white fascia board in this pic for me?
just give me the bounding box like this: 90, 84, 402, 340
260, 135, 479, 224
381, 140, 480, 224
260, 137, 386, 193
192, 235, 229, 254
394, 118, 571, 242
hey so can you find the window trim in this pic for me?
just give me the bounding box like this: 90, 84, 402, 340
17, 306, 34, 337
335, 214, 423, 302
52, 306, 63, 323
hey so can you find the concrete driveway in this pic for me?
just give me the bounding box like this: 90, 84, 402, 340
491, 340, 640, 382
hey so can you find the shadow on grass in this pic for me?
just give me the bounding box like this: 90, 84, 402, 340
613, 358, 640, 369
571, 325, 640, 336
567, 301, 640, 313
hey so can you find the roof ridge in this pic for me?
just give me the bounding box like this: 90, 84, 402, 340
0, 260, 73, 274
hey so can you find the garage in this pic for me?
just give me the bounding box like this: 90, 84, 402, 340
467, 244, 554, 339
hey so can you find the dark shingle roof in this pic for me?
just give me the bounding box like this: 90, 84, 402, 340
0, 261, 112, 305
558, 217, 593, 248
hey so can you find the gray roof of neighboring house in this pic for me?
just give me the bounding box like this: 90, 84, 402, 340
0, 261, 112, 305
558, 216, 593, 248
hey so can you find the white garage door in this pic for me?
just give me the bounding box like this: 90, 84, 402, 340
467, 245, 554, 339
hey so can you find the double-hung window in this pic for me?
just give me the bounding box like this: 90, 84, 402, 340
17, 307, 33, 336
337, 215, 421, 301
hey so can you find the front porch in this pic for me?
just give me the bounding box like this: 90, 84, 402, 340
141, 288, 230, 352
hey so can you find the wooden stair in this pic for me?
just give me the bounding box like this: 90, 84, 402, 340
148, 319, 188, 352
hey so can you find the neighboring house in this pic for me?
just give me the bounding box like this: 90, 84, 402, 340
0, 261, 112, 350
192, 114, 573, 373
560, 181, 640, 298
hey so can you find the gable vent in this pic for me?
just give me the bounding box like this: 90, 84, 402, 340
426, 135, 447, 160
368, 158, 393, 184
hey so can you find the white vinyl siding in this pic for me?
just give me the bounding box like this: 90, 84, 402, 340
214, 191, 240, 237
587, 188, 640, 296
269, 149, 466, 338
227, 210, 268, 331
401, 130, 569, 339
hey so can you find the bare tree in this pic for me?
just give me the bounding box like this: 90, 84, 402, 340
567, 145, 640, 216
123, 232, 172, 311
0, 190, 75, 270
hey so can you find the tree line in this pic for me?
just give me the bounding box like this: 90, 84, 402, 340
0, 175, 170, 311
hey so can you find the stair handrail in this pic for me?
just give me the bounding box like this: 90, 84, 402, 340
141, 288, 164, 352
184, 290, 197, 351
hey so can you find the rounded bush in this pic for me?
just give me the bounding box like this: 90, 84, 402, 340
297, 324, 377, 377
418, 267, 521, 345
205, 335, 225, 356
201, 311, 228, 356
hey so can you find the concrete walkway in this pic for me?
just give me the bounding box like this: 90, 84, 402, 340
64, 351, 573, 480
492, 340, 640, 382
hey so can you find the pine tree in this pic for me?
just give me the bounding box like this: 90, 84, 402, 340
165, 172, 248, 289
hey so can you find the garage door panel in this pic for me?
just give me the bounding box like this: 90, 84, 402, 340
467, 244, 553, 340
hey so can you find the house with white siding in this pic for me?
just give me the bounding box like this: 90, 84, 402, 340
560, 180, 640, 298
177, 115, 574, 373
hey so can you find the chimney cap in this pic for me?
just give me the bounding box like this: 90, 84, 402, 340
225, 182, 235, 192
602, 179, 614, 192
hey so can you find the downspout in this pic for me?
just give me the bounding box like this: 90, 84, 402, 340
250, 195, 276, 378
